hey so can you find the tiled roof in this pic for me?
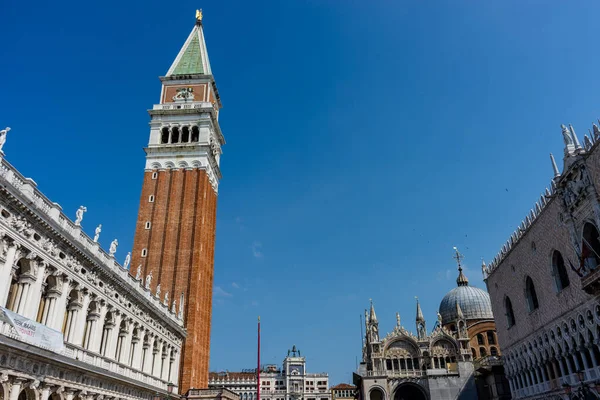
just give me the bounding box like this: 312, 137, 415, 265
331, 384, 356, 390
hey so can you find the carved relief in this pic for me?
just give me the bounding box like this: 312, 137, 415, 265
172, 87, 194, 102
10, 216, 33, 237
562, 164, 593, 210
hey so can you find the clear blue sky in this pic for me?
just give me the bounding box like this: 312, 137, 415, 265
3, 0, 600, 385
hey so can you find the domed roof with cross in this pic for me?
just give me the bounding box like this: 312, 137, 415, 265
438, 248, 494, 325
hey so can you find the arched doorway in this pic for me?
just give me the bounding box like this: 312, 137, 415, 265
394, 383, 427, 400
369, 388, 384, 400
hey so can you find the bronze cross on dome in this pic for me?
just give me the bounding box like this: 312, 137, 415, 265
453, 246, 464, 269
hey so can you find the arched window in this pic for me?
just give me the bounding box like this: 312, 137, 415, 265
480, 347, 487, 357
191, 126, 200, 142
505, 296, 516, 327
487, 331, 496, 345
471, 348, 477, 359
552, 250, 570, 291
490, 347, 498, 356
582, 222, 600, 271
181, 126, 190, 143
525, 276, 539, 312
171, 127, 180, 143
477, 333, 485, 345
161, 127, 169, 144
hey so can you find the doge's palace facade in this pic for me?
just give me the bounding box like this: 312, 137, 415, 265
0, 147, 186, 400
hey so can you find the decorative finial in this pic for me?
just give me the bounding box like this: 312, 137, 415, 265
570, 124, 582, 150
396, 312, 401, 328
453, 247, 469, 286
196, 9, 203, 23
550, 153, 560, 178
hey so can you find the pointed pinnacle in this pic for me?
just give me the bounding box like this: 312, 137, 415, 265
550, 153, 560, 178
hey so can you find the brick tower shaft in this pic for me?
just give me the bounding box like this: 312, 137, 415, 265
131, 12, 224, 392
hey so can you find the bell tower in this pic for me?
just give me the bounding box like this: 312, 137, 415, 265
130, 10, 224, 392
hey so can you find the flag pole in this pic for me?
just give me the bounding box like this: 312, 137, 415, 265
257, 316, 261, 400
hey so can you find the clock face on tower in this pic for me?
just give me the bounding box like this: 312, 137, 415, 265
289, 365, 304, 375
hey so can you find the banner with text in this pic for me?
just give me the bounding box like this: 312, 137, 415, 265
0, 306, 65, 353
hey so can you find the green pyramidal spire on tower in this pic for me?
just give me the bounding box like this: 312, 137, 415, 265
166, 11, 212, 76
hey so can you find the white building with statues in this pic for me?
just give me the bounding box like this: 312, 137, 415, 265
0, 128, 186, 400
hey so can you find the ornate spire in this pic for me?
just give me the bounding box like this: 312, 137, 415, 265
166, 12, 213, 76
550, 153, 560, 178
369, 299, 378, 323
415, 297, 425, 322
396, 312, 401, 328
570, 124, 582, 150
593, 123, 600, 141
453, 247, 469, 286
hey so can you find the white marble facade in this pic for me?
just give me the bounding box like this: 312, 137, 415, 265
0, 157, 185, 400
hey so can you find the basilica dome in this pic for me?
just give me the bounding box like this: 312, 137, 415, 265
438, 265, 494, 325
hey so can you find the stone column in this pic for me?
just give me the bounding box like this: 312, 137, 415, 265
40, 294, 57, 326
106, 312, 123, 360
66, 308, 80, 343
132, 328, 145, 370
0, 244, 19, 307
552, 360, 560, 381
533, 366, 542, 385
589, 346, 599, 368
40, 385, 54, 400
557, 358, 567, 381
73, 290, 90, 346
26, 262, 48, 320
9, 378, 26, 400
572, 353, 581, 371
90, 302, 107, 353
161, 345, 171, 381
152, 341, 162, 377
83, 318, 95, 349
142, 336, 153, 374
118, 320, 133, 365
580, 349, 591, 372
16, 279, 32, 315
171, 350, 181, 389
51, 277, 71, 331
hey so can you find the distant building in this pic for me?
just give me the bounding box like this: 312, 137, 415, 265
209, 346, 331, 400
484, 122, 600, 399
330, 383, 357, 400
354, 250, 509, 400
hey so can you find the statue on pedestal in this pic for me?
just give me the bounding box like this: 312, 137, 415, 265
0, 127, 11, 153
74, 206, 87, 226
123, 252, 131, 269
109, 239, 118, 256
145, 271, 152, 289
93, 224, 102, 242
